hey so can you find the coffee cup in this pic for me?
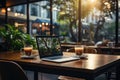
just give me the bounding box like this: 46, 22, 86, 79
21, 45, 33, 56
75, 45, 84, 56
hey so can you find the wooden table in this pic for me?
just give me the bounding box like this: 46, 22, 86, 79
0, 51, 120, 80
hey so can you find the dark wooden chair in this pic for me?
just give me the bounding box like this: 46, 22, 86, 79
84, 46, 97, 53
66, 46, 97, 53
66, 48, 75, 52
0, 60, 28, 80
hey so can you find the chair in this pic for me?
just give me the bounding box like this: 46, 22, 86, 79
0, 60, 28, 80
66, 46, 97, 53
84, 46, 97, 53
66, 48, 75, 52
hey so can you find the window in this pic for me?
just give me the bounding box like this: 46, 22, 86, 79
7, 5, 27, 33
14, 5, 25, 14
30, 1, 51, 36
30, 4, 38, 16
54, 0, 117, 45
0, 0, 119, 45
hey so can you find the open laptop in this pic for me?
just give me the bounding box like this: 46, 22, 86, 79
36, 36, 79, 63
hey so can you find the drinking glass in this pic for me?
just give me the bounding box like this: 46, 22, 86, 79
75, 45, 84, 57
21, 44, 33, 56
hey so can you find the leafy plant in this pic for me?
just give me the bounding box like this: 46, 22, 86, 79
23, 34, 37, 49
0, 24, 36, 51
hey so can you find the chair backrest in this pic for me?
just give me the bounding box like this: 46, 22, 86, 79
66, 48, 75, 52
84, 46, 97, 53
0, 60, 28, 80
66, 46, 97, 54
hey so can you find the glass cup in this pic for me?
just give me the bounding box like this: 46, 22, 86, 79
21, 45, 33, 56
75, 45, 84, 57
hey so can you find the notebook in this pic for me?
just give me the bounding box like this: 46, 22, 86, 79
36, 36, 79, 62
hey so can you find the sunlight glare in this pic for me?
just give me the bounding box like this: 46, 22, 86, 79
91, 0, 95, 3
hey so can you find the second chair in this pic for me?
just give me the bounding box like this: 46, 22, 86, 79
0, 60, 28, 80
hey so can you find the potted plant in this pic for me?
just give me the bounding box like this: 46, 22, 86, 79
0, 24, 36, 51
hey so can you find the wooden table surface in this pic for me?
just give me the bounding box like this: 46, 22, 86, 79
0, 51, 120, 80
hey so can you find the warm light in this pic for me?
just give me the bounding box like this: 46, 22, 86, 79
104, 2, 111, 9
7, 8, 11, 11
42, 23, 44, 25
39, 24, 42, 27
1, 8, 6, 13
15, 22, 19, 27
15, 22, 25, 27
14, 12, 24, 17
21, 14, 24, 16
107, 4, 111, 9
46, 23, 48, 26
17, 13, 20, 15
59, 11, 65, 15
91, 0, 95, 2
14, 13, 18, 16
104, 2, 109, 5
1, 8, 11, 13
85, 55, 97, 69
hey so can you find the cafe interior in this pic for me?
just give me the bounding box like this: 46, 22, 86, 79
0, 0, 120, 80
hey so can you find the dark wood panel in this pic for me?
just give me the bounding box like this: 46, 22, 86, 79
6, 0, 48, 7
0, 0, 6, 8
6, 0, 27, 7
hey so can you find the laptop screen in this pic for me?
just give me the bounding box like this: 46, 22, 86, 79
36, 36, 62, 58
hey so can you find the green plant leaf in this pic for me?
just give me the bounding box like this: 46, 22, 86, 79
0, 24, 37, 51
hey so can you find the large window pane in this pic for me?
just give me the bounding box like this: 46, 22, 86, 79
7, 5, 27, 33
0, 0, 119, 46
30, 1, 53, 36
30, 3, 38, 16
54, 0, 116, 45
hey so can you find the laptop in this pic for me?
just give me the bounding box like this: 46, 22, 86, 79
36, 36, 79, 62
